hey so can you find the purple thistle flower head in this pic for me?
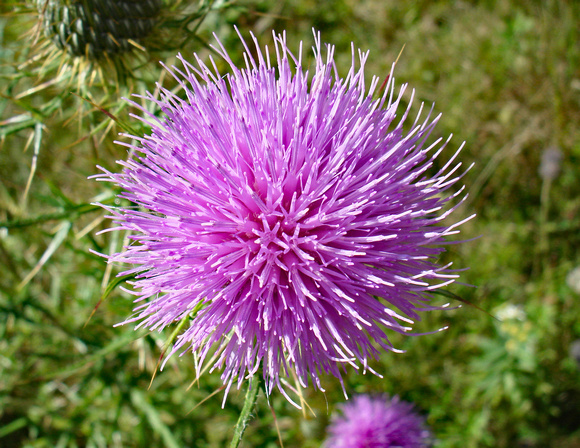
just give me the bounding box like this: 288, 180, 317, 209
324, 394, 432, 448
94, 29, 473, 405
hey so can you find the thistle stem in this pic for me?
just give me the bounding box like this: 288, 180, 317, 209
229, 374, 261, 448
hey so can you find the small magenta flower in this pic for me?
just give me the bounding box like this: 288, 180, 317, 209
94, 29, 472, 405
324, 395, 431, 448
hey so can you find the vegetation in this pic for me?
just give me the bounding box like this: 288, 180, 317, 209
1, 1, 579, 447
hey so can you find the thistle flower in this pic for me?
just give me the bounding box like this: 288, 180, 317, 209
324, 394, 431, 448
95, 30, 473, 404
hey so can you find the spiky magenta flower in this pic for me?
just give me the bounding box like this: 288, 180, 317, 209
94, 30, 472, 405
324, 395, 431, 448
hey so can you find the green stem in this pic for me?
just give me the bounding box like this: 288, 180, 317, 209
229, 374, 261, 448
0, 203, 101, 229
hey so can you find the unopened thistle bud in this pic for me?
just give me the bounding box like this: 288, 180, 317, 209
37, 0, 162, 59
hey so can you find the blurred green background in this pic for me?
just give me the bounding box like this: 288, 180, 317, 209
1, 0, 579, 447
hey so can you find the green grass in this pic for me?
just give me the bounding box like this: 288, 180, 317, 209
1, 1, 580, 447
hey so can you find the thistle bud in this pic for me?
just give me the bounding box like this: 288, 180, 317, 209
37, 0, 162, 59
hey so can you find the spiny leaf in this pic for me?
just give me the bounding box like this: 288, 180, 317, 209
0, 203, 102, 229
70, 92, 139, 135
149, 300, 209, 388
84, 272, 136, 327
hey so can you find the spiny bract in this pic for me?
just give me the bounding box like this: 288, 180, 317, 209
37, 0, 161, 59
94, 30, 473, 406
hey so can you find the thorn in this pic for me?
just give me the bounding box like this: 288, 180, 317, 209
378, 44, 406, 95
